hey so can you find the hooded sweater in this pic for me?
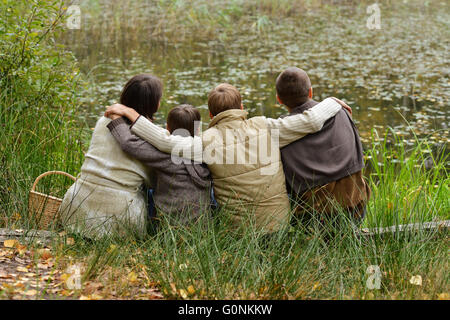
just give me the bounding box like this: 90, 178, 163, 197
107, 117, 212, 225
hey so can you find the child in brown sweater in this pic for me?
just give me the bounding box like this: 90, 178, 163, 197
106, 104, 213, 226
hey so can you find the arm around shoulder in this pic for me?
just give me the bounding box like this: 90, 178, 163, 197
266, 97, 342, 148
107, 117, 169, 165
131, 115, 203, 162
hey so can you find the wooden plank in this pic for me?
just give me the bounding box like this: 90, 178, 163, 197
0, 228, 57, 244
0, 220, 448, 243
359, 220, 450, 238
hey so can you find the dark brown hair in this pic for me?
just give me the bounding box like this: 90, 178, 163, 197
276, 67, 311, 108
208, 83, 242, 116
120, 74, 163, 120
167, 104, 201, 137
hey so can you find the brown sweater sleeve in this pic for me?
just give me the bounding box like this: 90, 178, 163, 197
107, 117, 170, 169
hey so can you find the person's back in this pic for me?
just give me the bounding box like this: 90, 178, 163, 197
107, 105, 212, 226
276, 68, 370, 221
60, 116, 152, 238
202, 108, 290, 233
60, 74, 162, 238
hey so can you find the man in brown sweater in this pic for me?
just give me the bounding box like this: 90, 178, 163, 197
276, 67, 371, 225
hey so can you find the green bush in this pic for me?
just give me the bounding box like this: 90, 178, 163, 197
0, 0, 88, 228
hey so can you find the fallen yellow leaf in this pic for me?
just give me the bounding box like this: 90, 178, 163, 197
79, 294, 102, 300
24, 289, 37, 296
16, 266, 28, 273
437, 293, 449, 300
60, 290, 73, 296
3, 239, 19, 248
66, 238, 75, 245
60, 273, 70, 282
187, 285, 195, 295
17, 244, 27, 255
312, 282, 321, 291
127, 271, 138, 283
179, 289, 188, 299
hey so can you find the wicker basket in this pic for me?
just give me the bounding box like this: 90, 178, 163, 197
28, 171, 76, 229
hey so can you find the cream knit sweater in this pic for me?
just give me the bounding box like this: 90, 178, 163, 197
59, 116, 152, 238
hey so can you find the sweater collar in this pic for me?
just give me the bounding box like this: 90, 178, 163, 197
208, 109, 248, 128
289, 99, 318, 115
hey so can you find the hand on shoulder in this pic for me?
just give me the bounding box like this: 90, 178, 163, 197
104, 103, 140, 122
330, 97, 352, 116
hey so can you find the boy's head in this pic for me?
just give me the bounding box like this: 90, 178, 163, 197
167, 104, 201, 137
208, 83, 242, 117
120, 74, 163, 120
276, 67, 312, 109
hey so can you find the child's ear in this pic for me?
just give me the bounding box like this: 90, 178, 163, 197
209, 111, 214, 119
309, 87, 313, 99
166, 123, 170, 132
240, 104, 244, 110
276, 94, 283, 105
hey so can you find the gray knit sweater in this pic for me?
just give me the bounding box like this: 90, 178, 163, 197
107, 117, 212, 225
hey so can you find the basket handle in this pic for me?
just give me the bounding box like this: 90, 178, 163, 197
31, 171, 76, 192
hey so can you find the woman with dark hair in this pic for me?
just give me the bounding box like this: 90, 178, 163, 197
59, 74, 162, 238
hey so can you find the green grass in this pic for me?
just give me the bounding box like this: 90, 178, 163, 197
16, 135, 446, 300
0, 0, 89, 230
0, 0, 448, 300
365, 128, 449, 228
130, 137, 449, 299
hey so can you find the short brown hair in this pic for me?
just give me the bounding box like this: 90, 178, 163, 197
276, 67, 311, 108
208, 83, 242, 116
120, 74, 163, 120
167, 104, 201, 137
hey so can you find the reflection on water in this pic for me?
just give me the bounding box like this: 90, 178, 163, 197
62, 1, 449, 148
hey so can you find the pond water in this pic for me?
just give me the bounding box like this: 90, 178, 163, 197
62, 0, 449, 148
